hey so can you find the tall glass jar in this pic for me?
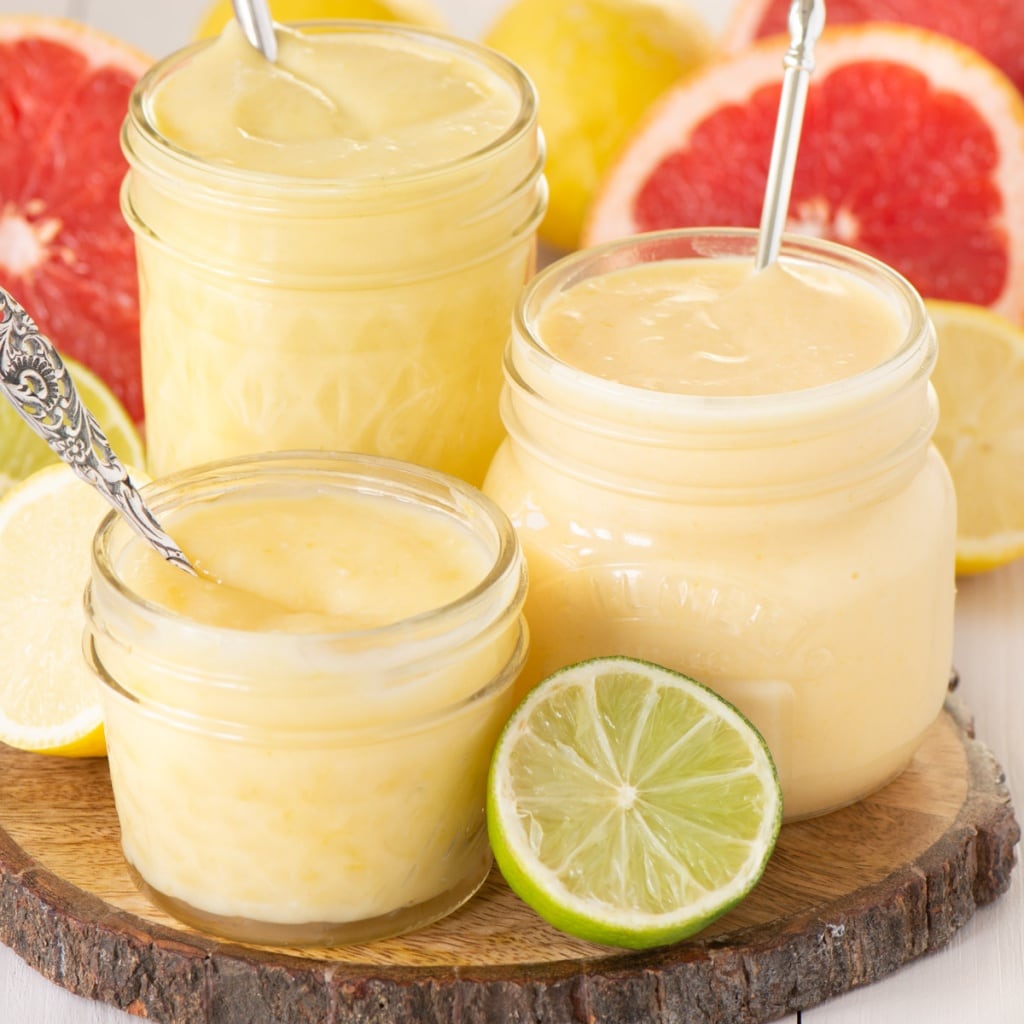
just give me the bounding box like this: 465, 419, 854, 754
121, 22, 546, 484
484, 229, 957, 821
85, 452, 528, 945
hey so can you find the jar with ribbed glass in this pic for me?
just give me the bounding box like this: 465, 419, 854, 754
121, 21, 546, 484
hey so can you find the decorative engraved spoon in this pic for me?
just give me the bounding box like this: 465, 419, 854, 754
232, 0, 278, 61
0, 288, 197, 576
755, 0, 827, 270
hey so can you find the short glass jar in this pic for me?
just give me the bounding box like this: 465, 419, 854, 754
85, 452, 528, 945
484, 228, 957, 821
121, 22, 546, 485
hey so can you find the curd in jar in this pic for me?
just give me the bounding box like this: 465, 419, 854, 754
484, 229, 956, 820
85, 452, 527, 944
121, 22, 545, 483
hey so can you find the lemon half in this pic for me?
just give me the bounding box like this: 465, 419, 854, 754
927, 299, 1024, 574
0, 464, 116, 756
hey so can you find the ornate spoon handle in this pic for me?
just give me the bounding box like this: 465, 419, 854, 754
0, 288, 196, 576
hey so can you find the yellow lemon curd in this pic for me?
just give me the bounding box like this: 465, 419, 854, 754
122, 22, 544, 483
484, 233, 956, 820
88, 456, 526, 942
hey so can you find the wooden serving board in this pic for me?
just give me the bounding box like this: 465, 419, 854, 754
0, 691, 1018, 1024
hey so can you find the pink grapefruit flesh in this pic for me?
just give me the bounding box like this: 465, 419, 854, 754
585, 25, 1024, 321
0, 17, 149, 422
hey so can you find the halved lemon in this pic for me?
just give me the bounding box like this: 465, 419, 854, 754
927, 299, 1024, 574
0, 463, 118, 756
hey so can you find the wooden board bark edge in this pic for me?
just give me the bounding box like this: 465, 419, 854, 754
0, 693, 1019, 1024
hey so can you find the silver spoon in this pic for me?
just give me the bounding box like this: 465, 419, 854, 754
232, 0, 278, 62
755, 0, 827, 270
0, 288, 197, 576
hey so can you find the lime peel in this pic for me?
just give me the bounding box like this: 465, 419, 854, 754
487, 656, 782, 950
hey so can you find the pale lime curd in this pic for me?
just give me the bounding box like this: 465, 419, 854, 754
151, 22, 520, 179
537, 257, 903, 395
122, 22, 544, 483
87, 456, 527, 943
484, 233, 956, 820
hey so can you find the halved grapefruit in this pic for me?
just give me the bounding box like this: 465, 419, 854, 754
721, 0, 1024, 96
0, 17, 150, 422
585, 25, 1024, 321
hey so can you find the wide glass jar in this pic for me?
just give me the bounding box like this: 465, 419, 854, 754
121, 21, 546, 484
484, 229, 956, 821
85, 452, 528, 945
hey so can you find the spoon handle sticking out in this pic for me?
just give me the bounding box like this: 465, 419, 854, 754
231, 0, 278, 62
755, 0, 827, 271
0, 288, 197, 576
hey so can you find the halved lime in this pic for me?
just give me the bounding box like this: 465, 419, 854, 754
0, 354, 145, 495
487, 656, 782, 949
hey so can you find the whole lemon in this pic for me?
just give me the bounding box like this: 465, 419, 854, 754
195, 0, 445, 38
485, 0, 715, 251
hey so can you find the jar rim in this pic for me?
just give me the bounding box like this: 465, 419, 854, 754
509, 228, 935, 427
122, 20, 540, 199
89, 450, 526, 658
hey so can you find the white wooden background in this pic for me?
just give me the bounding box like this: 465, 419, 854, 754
0, 1, 1021, 1021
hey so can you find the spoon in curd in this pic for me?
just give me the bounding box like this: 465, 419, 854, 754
754, 0, 826, 270
231, 0, 278, 62
0, 287, 198, 576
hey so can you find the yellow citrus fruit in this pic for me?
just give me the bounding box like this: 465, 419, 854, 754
488, 657, 781, 949
926, 300, 1024, 574
194, 0, 445, 38
0, 353, 145, 497
484, 0, 715, 252
0, 464, 137, 757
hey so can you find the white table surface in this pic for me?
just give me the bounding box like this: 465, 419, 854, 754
1, 0, 1021, 1021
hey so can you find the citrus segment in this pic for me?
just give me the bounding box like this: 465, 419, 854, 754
721, 0, 1024, 96
194, 0, 446, 38
487, 657, 782, 949
0, 463, 117, 757
0, 16, 149, 423
926, 299, 1024, 574
484, 0, 714, 251
0, 352, 145, 496
586, 25, 1024, 321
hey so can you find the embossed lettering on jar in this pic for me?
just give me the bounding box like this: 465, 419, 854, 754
483, 228, 956, 821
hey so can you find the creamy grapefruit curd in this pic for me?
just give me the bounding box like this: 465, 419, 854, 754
86, 453, 527, 944
121, 22, 545, 483
484, 229, 956, 820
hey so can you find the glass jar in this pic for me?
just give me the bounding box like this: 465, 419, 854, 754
85, 452, 528, 945
121, 22, 546, 485
483, 229, 956, 821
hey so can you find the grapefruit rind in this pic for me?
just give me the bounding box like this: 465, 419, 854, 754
718, 0, 1024, 96
0, 15, 150, 73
